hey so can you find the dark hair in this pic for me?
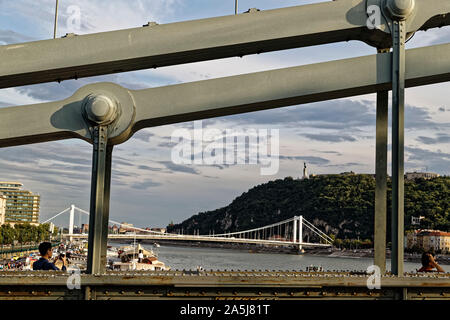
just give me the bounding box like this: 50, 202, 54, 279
38, 242, 52, 256
421, 252, 433, 267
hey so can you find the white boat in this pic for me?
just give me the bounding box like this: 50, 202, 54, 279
306, 265, 324, 272
111, 243, 170, 271
111, 258, 170, 271
106, 246, 118, 257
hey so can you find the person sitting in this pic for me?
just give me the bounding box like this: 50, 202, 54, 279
418, 252, 444, 273
33, 242, 66, 271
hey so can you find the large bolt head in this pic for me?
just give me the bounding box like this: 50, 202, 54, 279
83, 94, 118, 125
386, 0, 415, 20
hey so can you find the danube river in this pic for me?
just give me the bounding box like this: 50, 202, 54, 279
121, 243, 450, 273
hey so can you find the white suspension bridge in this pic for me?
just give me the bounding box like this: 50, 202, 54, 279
43, 205, 333, 250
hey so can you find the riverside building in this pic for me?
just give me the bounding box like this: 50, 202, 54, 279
0, 182, 40, 225
0, 193, 6, 225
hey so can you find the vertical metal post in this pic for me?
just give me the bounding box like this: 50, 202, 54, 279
299, 216, 303, 251
53, 0, 59, 39
293, 216, 297, 243
69, 204, 75, 242
391, 20, 406, 276
374, 49, 390, 275
235, 0, 238, 14
87, 126, 113, 274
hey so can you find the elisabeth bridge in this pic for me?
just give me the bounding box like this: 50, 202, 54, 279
44, 205, 333, 250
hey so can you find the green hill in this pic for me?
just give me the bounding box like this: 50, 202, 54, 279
167, 174, 449, 240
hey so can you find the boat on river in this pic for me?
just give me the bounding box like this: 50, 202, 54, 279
110, 243, 170, 271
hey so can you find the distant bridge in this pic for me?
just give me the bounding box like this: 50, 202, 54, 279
44, 205, 333, 249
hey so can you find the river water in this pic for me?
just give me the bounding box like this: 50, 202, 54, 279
114, 243, 450, 273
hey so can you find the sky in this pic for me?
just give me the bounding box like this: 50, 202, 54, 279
0, 0, 449, 229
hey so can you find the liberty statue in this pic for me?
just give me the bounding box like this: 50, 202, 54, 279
302, 162, 309, 179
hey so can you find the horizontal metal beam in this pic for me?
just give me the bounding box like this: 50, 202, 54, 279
0, 271, 449, 286
0, 0, 449, 88
0, 272, 449, 300
131, 42, 450, 132
1, 43, 449, 148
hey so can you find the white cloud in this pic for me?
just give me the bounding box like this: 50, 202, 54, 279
0, 88, 42, 106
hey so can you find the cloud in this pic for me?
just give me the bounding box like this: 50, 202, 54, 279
303, 133, 357, 143
137, 165, 162, 172
405, 146, 450, 174
310, 150, 343, 156
131, 180, 162, 190
158, 141, 178, 148
405, 105, 450, 130
158, 161, 200, 175
3, 0, 181, 37
131, 130, 155, 143
278, 155, 330, 165
416, 133, 450, 145
0, 29, 35, 45
219, 99, 376, 130
324, 162, 362, 167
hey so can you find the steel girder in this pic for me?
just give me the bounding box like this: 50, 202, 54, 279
0, 0, 449, 88
0, 43, 449, 148
0, 272, 449, 300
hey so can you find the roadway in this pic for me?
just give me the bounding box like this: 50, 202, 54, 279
62, 233, 331, 248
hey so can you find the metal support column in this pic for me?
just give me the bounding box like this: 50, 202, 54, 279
293, 216, 297, 244
53, 0, 59, 39
299, 216, 303, 251
86, 126, 113, 274
374, 49, 390, 275
69, 204, 75, 242
391, 20, 406, 276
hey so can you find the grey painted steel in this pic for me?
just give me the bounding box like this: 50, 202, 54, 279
53, 0, 59, 39
1, 0, 449, 88
391, 20, 406, 276
86, 127, 113, 274
0, 82, 135, 147
0, 272, 449, 300
2, 43, 450, 148
374, 48, 389, 275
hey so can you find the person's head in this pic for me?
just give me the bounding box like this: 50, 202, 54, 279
421, 251, 434, 267
38, 242, 53, 258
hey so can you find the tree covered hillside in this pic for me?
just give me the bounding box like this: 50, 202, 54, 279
167, 175, 449, 240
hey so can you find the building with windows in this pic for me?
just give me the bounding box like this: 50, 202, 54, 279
0, 193, 6, 225
407, 229, 450, 253
405, 172, 440, 180
0, 182, 40, 225
81, 224, 89, 234
119, 222, 134, 234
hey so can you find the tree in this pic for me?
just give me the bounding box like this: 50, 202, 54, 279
167, 175, 450, 242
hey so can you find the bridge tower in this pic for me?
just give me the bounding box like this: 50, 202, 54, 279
69, 204, 75, 241
293, 216, 304, 254
299, 215, 303, 252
